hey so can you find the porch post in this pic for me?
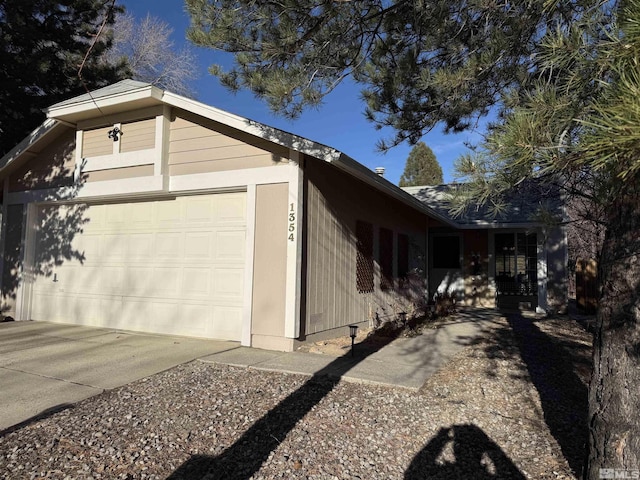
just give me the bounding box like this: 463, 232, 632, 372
536, 228, 548, 314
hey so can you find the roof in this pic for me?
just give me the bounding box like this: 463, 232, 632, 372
1, 80, 458, 228
404, 181, 564, 228
47, 79, 153, 109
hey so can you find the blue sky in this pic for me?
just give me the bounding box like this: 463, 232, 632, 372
122, 1, 488, 185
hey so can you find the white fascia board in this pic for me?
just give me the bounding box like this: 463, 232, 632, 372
162, 92, 342, 163
0, 119, 60, 174
46, 85, 163, 119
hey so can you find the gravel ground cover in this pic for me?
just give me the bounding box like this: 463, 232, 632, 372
0, 313, 591, 479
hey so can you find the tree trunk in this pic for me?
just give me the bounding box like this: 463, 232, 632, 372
587, 182, 640, 479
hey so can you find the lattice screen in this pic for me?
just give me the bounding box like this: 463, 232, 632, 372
356, 220, 374, 293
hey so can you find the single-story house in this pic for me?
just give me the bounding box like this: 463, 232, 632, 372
0, 80, 567, 351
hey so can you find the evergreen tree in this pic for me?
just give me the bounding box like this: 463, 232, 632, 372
0, 0, 127, 156
185, 0, 593, 148
399, 142, 443, 186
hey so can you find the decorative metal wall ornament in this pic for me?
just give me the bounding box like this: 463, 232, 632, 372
108, 126, 122, 142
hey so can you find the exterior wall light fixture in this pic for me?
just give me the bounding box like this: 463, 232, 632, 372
108, 126, 122, 142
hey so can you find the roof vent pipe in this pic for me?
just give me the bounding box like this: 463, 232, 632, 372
375, 167, 385, 177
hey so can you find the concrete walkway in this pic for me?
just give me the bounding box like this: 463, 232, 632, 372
200, 308, 500, 390
0, 310, 500, 432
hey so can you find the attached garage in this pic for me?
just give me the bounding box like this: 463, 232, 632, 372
28, 192, 247, 340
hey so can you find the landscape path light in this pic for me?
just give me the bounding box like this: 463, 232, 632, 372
349, 325, 358, 357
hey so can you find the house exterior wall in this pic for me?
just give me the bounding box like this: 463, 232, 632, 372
119, 118, 156, 153
303, 157, 428, 340
250, 183, 289, 350
82, 118, 156, 158
8, 128, 76, 192
82, 126, 114, 157
168, 111, 288, 176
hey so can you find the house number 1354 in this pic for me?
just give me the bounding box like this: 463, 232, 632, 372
288, 203, 296, 241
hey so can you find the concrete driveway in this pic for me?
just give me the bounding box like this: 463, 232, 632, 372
0, 321, 239, 432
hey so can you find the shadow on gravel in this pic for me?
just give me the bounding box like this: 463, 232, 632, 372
405, 424, 526, 479
505, 313, 589, 477
167, 331, 401, 480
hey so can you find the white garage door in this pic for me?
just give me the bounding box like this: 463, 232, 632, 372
30, 193, 246, 340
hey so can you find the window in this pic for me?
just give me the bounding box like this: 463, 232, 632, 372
397, 234, 409, 280
379, 227, 393, 290
356, 221, 374, 293
432, 235, 461, 268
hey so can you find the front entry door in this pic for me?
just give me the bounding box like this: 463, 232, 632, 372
429, 234, 463, 300
494, 232, 538, 309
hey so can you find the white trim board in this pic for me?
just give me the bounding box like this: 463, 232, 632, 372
242, 184, 257, 347
284, 154, 303, 338
169, 166, 292, 193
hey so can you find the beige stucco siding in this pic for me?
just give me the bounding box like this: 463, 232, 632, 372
168, 112, 288, 175
251, 183, 288, 341
304, 157, 428, 336
1, 204, 25, 319
120, 118, 155, 153
9, 128, 76, 192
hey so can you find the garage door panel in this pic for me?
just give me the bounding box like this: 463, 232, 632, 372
129, 233, 154, 260
215, 230, 245, 261
67, 296, 102, 325
89, 266, 125, 295
185, 232, 212, 259
178, 303, 212, 337
213, 267, 244, 302
73, 234, 101, 262
182, 267, 211, 298
128, 202, 154, 227
185, 197, 213, 224
121, 300, 180, 333
216, 194, 246, 224
212, 306, 243, 340
149, 266, 181, 296
102, 234, 126, 260
105, 204, 128, 229
157, 201, 183, 226
155, 232, 183, 258
30, 193, 246, 340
